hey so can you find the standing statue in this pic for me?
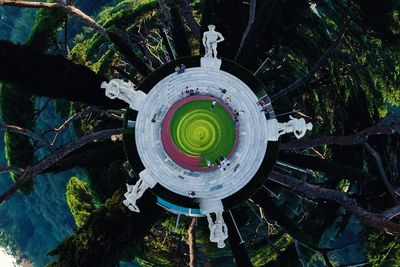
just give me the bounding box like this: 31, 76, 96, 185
101, 79, 147, 111
278, 115, 313, 139
123, 169, 157, 213
122, 179, 149, 213
206, 211, 228, 248
202, 25, 225, 58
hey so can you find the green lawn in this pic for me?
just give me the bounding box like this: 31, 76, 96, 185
170, 100, 236, 167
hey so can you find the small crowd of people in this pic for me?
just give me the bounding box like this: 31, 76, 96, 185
216, 155, 231, 172
204, 155, 231, 172
175, 64, 186, 74
232, 109, 244, 128
182, 86, 200, 97
222, 95, 232, 105
258, 98, 272, 113
219, 87, 232, 106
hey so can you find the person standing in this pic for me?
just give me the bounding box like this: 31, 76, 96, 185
211, 99, 217, 110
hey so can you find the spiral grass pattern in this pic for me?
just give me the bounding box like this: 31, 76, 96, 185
170, 100, 235, 166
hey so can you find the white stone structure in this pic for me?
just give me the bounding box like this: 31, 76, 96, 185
265, 116, 313, 141
104, 28, 313, 249
135, 67, 268, 201
278, 115, 313, 138
202, 25, 224, 58
101, 79, 147, 111
122, 169, 157, 213
207, 211, 228, 248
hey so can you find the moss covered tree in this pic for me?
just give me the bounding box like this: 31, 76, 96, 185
66, 177, 95, 228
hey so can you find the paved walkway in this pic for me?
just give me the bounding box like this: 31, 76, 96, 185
135, 66, 272, 202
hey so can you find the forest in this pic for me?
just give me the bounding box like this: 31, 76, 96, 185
0, 0, 399, 266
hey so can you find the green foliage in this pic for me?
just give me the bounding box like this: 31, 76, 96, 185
168, 1, 191, 57
0, 41, 124, 108
48, 191, 161, 267
66, 177, 95, 228
0, 83, 35, 194
136, 216, 190, 266
1, 0, 400, 266
368, 231, 400, 266
25, 0, 66, 52
86, 160, 128, 203
251, 233, 293, 266
69, 0, 160, 78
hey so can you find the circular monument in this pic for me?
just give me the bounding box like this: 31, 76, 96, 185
134, 63, 272, 203
102, 25, 312, 248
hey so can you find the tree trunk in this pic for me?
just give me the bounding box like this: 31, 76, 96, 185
187, 217, 197, 267
158, 0, 173, 26
0, 0, 109, 40
169, 2, 191, 57
176, 0, 200, 40
364, 142, 399, 203
158, 25, 175, 59
48, 190, 161, 266
270, 20, 348, 101
0, 124, 50, 148
44, 142, 125, 173
280, 113, 399, 150
0, 41, 125, 108
223, 211, 253, 267
1, 1, 152, 76
235, 0, 278, 67
235, 0, 256, 61
278, 153, 377, 183
251, 190, 318, 246
269, 170, 400, 236
0, 129, 122, 204
383, 205, 400, 220
107, 31, 152, 76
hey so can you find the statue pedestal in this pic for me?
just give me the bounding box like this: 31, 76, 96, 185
139, 169, 157, 188
199, 199, 224, 215
265, 119, 279, 141
201, 57, 222, 70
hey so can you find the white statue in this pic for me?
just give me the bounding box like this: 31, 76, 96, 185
206, 211, 228, 248
122, 169, 157, 213
101, 79, 147, 111
123, 179, 148, 213
278, 115, 313, 139
202, 25, 225, 58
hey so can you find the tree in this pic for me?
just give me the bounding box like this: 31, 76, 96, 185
0, 41, 125, 108
48, 191, 162, 266
65, 177, 95, 228
368, 231, 400, 267
0, 0, 400, 266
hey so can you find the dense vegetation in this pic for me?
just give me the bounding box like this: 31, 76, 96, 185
0, 0, 399, 266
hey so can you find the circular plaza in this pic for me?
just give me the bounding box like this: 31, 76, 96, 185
132, 57, 278, 208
